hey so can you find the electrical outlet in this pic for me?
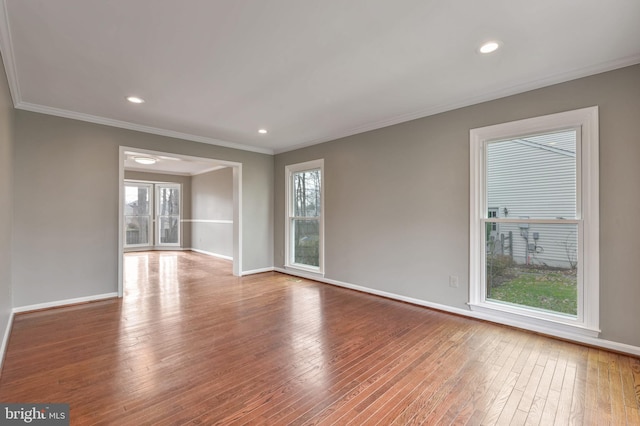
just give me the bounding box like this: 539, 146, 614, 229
449, 275, 459, 288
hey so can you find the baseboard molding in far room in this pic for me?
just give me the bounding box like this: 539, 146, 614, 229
189, 248, 274, 276
274, 267, 640, 357
241, 267, 276, 276
12, 292, 119, 314
125, 246, 191, 253
189, 248, 233, 261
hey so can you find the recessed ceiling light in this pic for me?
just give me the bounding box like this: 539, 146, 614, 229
126, 96, 145, 104
479, 41, 500, 54
258, 129, 268, 134
133, 156, 156, 165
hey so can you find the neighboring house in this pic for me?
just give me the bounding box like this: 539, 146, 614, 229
487, 130, 577, 269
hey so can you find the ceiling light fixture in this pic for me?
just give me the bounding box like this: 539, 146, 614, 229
133, 156, 156, 165
126, 96, 145, 104
258, 129, 268, 134
479, 41, 500, 54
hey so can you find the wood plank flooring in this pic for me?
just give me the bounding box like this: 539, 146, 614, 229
1, 251, 639, 425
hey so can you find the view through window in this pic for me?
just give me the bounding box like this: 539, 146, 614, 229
286, 160, 324, 272
486, 130, 578, 316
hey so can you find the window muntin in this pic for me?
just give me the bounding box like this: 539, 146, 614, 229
286, 160, 324, 273
470, 107, 599, 337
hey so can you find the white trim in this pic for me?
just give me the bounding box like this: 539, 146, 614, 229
0, 0, 636, 157
118, 149, 124, 297
125, 165, 228, 177
274, 56, 640, 154
15, 101, 274, 155
284, 159, 324, 274
0, 311, 14, 373
124, 247, 191, 253
183, 219, 233, 224
467, 302, 599, 338
274, 268, 640, 357
282, 265, 324, 279
0, 0, 20, 105
190, 248, 233, 261
156, 182, 182, 247
241, 267, 276, 276
12, 293, 118, 314
123, 181, 154, 249
469, 106, 600, 335
233, 164, 242, 276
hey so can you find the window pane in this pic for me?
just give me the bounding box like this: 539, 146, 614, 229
125, 216, 150, 245
293, 169, 321, 217
158, 188, 180, 215
125, 186, 150, 215
486, 223, 578, 316
159, 216, 179, 244
293, 219, 319, 267
487, 130, 576, 219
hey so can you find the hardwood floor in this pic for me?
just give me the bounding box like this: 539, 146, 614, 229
1, 251, 639, 425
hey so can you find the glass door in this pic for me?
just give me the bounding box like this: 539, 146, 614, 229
124, 183, 153, 247
157, 184, 181, 246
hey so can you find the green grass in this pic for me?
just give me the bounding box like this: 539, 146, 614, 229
488, 269, 577, 315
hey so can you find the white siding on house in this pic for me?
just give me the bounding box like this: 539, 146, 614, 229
487, 129, 578, 268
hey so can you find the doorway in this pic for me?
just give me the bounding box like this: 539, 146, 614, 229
118, 146, 243, 297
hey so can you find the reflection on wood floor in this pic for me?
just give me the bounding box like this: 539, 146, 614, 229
1, 251, 639, 424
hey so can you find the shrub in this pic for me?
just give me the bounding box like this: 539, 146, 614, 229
487, 254, 515, 288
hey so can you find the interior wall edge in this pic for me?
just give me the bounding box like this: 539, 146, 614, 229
0, 311, 14, 375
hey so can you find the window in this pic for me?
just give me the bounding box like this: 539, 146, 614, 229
285, 159, 324, 274
470, 107, 599, 337
123, 181, 181, 248
156, 184, 181, 246
124, 183, 153, 247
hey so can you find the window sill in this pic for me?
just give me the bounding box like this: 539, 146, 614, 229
468, 302, 600, 339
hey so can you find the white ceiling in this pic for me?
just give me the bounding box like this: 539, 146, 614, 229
1, 1, 639, 155
124, 150, 227, 176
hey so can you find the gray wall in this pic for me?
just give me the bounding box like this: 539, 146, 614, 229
13, 111, 273, 307
274, 64, 640, 347
124, 170, 193, 249
191, 167, 234, 258
0, 52, 14, 360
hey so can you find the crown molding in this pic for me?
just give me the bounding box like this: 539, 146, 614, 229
274, 55, 640, 154
0, 1, 271, 156
0, 0, 21, 105
16, 101, 274, 155
2, 0, 639, 157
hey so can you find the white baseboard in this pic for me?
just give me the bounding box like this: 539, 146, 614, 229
0, 311, 14, 374
241, 266, 275, 276
125, 246, 190, 253
190, 248, 233, 261
274, 268, 640, 357
13, 293, 119, 314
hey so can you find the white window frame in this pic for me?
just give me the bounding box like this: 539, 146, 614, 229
124, 182, 154, 248
156, 183, 182, 247
285, 159, 324, 275
469, 106, 599, 338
